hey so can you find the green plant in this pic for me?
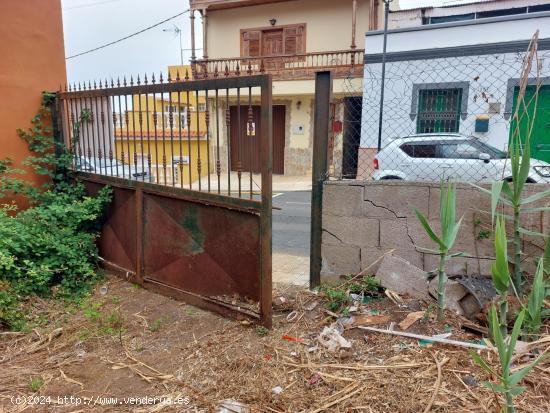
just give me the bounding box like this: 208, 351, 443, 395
415, 182, 463, 321
477, 229, 491, 240
492, 216, 512, 336
523, 258, 549, 339
324, 287, 350, 312
346, 274, 382, 296
149, 318, 163, 332
0, 92, 112, 330
471, 306, 545, 413
255, 326, 269, 337
29, 377, 44, 392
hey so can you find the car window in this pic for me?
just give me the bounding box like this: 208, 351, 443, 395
400, 143, 437, 158
438, 141, 481, 159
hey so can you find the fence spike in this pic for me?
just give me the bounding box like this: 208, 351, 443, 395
93, 80, 97, 89
99, 79, 103, 88
144, 73, 148, 85
214, 65, 219, 78
130, 75, 134, 86
123, 76, 127, 87
137, 74, 141, 85
88, 81, 92, 90
117, 77, 120, 87
105, 78, 108, 88
152, 73, 156, 84
167, 71, 172, 83
184, 69, 189, 81
159, 71, 163, 83
224, 64, 229, 77
110, 78, 114, 88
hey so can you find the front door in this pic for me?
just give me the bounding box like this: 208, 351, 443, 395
510, 85, 550, 163
230, 105, 285, 174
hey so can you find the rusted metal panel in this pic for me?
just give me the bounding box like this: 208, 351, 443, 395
142, 193, 261, 300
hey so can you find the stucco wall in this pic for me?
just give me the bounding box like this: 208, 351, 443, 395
360, 14, 550, 153
206, 0, 374, 59
321, 180, 550, 280
0, 0, 67, 189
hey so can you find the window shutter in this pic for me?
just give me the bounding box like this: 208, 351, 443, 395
283, 25, 304, 55
241, 30, 261, 57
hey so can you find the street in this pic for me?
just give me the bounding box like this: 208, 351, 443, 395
272, 191, 311, 284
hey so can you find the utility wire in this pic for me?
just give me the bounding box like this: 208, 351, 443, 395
66, 9, 189, 59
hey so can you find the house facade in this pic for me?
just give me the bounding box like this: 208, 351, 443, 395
359, 11, 550, 179
188, 0, 383, 176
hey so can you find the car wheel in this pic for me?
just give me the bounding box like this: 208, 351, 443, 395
380, 176, 403, 180
504, 177, 536, 183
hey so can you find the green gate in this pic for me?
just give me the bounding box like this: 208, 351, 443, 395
510, 85, 550, 163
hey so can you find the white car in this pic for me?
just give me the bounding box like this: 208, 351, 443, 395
373, 133, 550, 183
75, 156, 153, 182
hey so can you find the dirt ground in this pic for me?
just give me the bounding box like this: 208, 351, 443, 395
1, 275, 549, 412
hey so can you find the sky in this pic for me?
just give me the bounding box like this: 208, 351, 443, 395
62, 0, 486, 84
62, 0, 202, 84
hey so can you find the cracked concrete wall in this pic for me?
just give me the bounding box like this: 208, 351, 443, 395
321, 180, 550, 281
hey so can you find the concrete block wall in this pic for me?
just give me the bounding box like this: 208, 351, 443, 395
321, 180, 550, 281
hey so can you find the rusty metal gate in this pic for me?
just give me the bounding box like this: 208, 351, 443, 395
57, 74, 273, 326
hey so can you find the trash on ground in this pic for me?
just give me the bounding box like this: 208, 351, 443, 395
272, 385, 283, 394
375, 254, 430, 300
217, 399, 249, 413
358, 326, 486, 350
398, 311, 424, 330
318, 326, 352, 352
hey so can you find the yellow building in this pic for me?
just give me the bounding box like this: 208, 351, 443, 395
114, 65, 209, 186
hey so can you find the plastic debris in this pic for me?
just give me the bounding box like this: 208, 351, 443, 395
99, 285, 108, 295
218, 400, 248, 413
272, 385, 283, 395
317, 327, 352, 352
282, 335, 304, 342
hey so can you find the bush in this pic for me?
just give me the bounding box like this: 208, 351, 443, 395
0, 92, 112, 330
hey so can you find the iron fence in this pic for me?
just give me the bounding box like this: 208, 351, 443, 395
58, 72, 273, 199
329, 45, 550, 183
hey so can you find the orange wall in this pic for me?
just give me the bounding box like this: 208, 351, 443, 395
0, 0, 67, 188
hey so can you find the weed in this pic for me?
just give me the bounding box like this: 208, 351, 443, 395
415, 181, 463, 321
477, 229, 491, 240
29, 377, 44, 392
149, 318, 163, 332
346, 274, 382, 296
256, 326, 269, 337
324, 287, 349, 312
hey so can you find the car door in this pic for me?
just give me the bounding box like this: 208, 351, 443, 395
436, 140, 493, 182
400, 141, 446, 181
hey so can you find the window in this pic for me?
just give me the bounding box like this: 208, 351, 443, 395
438, 142, 481, 159
416, 89, 462, 133
241, 24, 305, 57
401, 143, 437, 158
197, 103, 206, 112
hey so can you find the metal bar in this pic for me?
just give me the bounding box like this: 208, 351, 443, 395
215, 88, 221, 194
186, 89, 192, 189
205, 89, 211, 192
77, 172, 262, 212
237, 87, 242, 197
259, 74, 273, 328
135, 187, 144, 284
196, 90, 202, 191
248, 86, 253, 199
160, 89, 167, 186
124, 89, 132, 179
226, 87, 231, 196
177, 86, 184, 188
376, 0, 390, 152
152, 84, 160, 184
116, 89, 125, 179
59, 75, 268, 99
168, 87, 175, 186
310, 71, 332, 289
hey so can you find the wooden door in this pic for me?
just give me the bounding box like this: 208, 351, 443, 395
230, 105, 285, 174
262, 29, 283, 56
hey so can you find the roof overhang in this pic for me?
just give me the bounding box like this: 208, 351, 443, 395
190, 0, 295, 11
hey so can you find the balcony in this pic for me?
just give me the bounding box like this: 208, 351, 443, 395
191, 49, 364, 81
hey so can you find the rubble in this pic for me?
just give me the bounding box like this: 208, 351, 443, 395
375, 254, 430, 300
318, 326, 352, 352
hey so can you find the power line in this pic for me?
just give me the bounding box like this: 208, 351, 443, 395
66, 9, 190, 60
63, 0, 125, 11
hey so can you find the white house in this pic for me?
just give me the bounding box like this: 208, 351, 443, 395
358, 11, 550, 179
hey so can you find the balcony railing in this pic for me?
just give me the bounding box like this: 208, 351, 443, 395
192, 49, 364, 80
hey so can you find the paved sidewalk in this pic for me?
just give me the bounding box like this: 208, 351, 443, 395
195, 172, 312, 193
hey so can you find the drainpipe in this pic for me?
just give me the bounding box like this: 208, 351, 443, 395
351, 0, 357, 49
376, 0, 391, 152
202, 8, 208, 60
190, 9, 196, 62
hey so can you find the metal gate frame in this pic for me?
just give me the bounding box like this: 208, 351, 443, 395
57, 75, 273, 327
